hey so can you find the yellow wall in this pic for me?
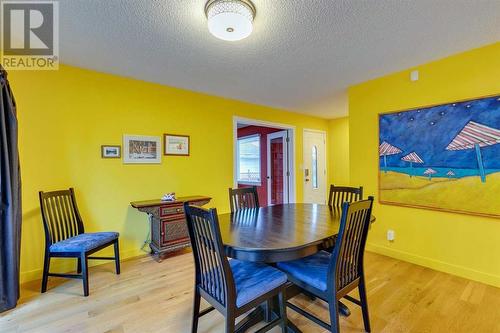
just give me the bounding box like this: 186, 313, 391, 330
349, 42, 500, 287
328, 117, 350, 185
11, 65, 329, 283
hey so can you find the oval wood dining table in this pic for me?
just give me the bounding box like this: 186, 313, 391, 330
217, 203, 376, 333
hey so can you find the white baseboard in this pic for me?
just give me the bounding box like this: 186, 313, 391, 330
20, 247, 145, 284
366, 242, 500, 288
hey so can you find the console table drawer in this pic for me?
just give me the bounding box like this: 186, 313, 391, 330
161, 218, 189, 246
160, 205, 184, 217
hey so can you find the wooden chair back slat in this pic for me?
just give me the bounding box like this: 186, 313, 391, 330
328, 185, 363, 208
329, 197, 373, 291
39, 188, 84, 245
51, 196, 63, 242
69, 194, 80, 236
184, 204, 235, 307
229, 187, 260, 213
61, 195, 73, 238
59, 195, 71, 239
44, 197, 56, 242
54, 196, 65, 240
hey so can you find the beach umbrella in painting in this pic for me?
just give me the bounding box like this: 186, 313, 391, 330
379, 141, 402, 173
424, 168, 437, 180
446, 121, 500, 183
401, 152, 424, 177
446, 170, 455, 178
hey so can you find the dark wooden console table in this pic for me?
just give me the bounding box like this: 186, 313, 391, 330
131, 196, 211, 262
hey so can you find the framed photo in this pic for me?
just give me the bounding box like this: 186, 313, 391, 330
123, 135, 161, 164
164, 134, 190, 156
101, 145, 121, 158
378, 94, 500, 218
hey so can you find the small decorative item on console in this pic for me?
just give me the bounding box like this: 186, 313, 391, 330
161, 192, 176, 202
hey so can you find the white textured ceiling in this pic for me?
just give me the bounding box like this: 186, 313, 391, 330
59, 0, 500, 118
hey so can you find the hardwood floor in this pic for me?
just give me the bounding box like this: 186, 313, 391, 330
2, 251, 500, 333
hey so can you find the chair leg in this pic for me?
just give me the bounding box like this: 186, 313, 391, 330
41, 252, 51, 293
359, 279, 371, 332
265, 299, 272, 322
191, 288, 201, 333
77, 257, 82, 274
114, 239, 121, 275
225, 312, 235, 333
329, 298, 341, 333
81, 253, 89, 296
278, 291, 288, 333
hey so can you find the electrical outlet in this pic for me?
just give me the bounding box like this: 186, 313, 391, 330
410, 70, 419, 81
387, 229, 395, 241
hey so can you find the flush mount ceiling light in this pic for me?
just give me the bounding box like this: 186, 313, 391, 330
205, 0, 256, 41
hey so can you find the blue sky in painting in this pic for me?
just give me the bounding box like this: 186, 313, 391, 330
379, 95, 500, 169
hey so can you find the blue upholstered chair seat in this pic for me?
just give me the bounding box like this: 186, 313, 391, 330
277, 250, 332, 292
229, 259, 287, 308
49, 232, 119, 253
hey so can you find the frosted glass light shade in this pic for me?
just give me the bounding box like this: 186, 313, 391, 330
206, 0, 255, 41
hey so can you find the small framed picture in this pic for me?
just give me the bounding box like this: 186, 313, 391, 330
101, 145, 121, 158
164, 134, 190, 156
123, 135, 161, 164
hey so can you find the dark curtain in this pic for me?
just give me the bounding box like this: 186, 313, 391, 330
0, 65, 21, 313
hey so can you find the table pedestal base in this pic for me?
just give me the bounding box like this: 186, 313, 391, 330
235, 288, 351, 333
235, 305, 303, 333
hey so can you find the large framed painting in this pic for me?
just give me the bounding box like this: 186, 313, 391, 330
123, 135, 161, 164
378, 94, 500, 218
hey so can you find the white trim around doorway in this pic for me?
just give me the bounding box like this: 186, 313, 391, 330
233, 116, 296, 203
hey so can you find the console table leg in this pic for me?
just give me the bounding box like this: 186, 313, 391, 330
140, 214, 153, 254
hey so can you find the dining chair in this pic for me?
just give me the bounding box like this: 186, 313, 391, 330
39, 188, 120, 296
228, 186, 276, 319
184, 203, 287, 333
325, 185, 364, 255
328, 185, 363, 208
229, 186, 259, 213
277, 197, 374, 333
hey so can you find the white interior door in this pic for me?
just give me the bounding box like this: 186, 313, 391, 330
303, 130, 327, 204
267, 131, 289, 205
